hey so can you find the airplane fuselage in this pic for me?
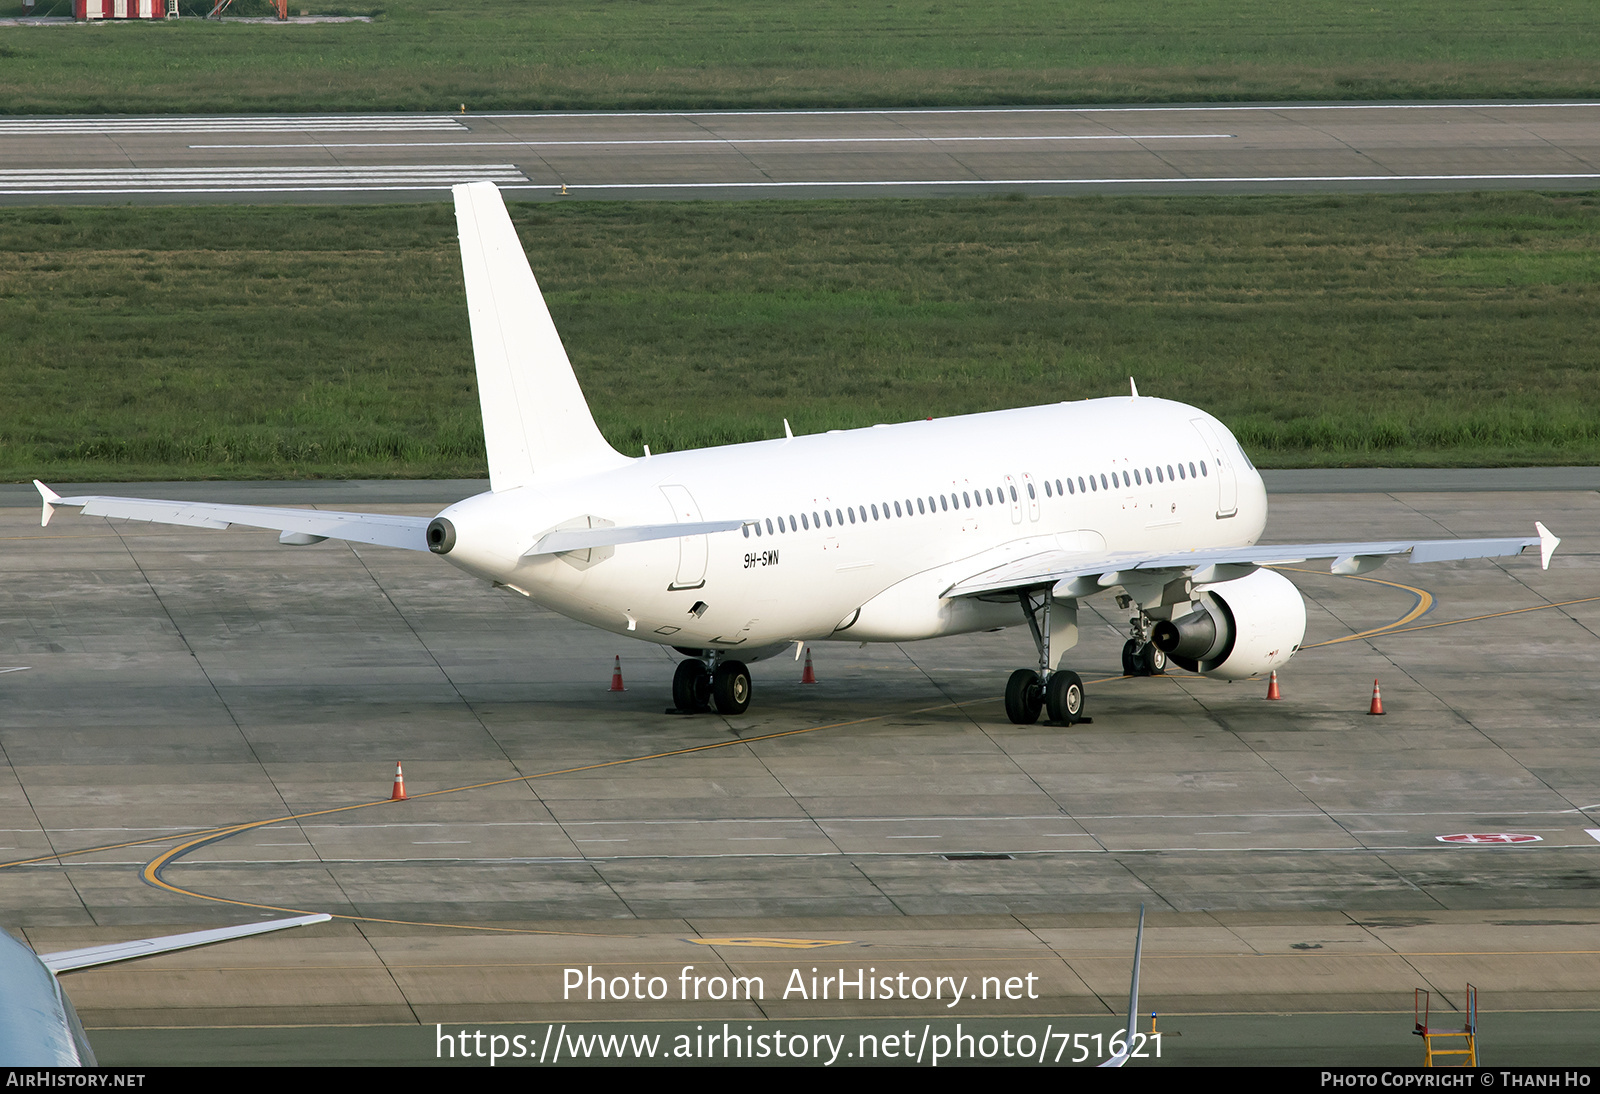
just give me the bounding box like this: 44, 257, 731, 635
435, 396, 1268, 654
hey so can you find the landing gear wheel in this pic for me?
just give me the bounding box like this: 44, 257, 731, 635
712, 660, 752, 715
1140, 644, 1167, 676
1004, 669, 1043, 725
1046, 670, 1085, 726
1122, 639, 1142, 676
672, 658, 712, 713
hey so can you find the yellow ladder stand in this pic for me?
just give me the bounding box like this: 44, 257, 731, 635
1414, 984, 1477, 1067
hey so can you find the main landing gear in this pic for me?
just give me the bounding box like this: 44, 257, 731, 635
672, 655, 751, 716
1004, 590, 1089, 727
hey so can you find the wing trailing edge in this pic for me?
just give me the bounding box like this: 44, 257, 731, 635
944, 526, 1557, 601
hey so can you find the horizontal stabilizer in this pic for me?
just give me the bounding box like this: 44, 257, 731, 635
41, 914, 331, 974
527, 520, 748, 556
37, 483, 432, 552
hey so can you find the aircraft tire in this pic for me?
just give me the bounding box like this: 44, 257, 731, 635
1046, 670, 1085, 726
1141, 644, 1167, 676
1121, 639, 1142, 676
1004, 669, 1043, 725
673, 658, 712, 713
712, 660, 752, 715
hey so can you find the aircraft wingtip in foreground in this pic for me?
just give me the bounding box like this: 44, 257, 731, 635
35, 181, 1559, 724
0, 914, 329, 1066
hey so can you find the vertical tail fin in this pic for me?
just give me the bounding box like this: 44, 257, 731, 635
452, 182, 626, 490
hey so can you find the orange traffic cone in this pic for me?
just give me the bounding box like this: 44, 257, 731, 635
1266, 670, 1281, 700
390, 761, 407, 801
609, 655, 626, 692
1368, 678, 1385, 716
801, 647, 817, 685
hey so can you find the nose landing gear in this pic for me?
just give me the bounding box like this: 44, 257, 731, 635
672, 654, 752, 716
1122, 616, 1167, 677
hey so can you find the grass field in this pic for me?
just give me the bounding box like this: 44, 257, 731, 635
1, 190, 1597, 481
1, 0, 1598, 113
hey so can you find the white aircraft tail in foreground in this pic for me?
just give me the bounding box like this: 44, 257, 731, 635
35, 182, 1559, 721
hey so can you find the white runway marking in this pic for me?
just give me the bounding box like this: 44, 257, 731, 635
0, 164, 527, 194
1586, 829, 1600, 844
0, 116, 468, 135
189, 133, 1239, 150
511, 172, 1600, 192
485, 102, 1600, 120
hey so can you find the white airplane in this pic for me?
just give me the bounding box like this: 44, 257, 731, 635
34, 182, 1559, 725
0, 914, 328, 1065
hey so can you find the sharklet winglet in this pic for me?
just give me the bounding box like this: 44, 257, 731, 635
33, 479, 59, 528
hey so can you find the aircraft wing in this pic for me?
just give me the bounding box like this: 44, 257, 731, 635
35, 481, 432, 552
1098, 905, 1145, 1068
944, 523, 1558, 600
39, 913, 331, 974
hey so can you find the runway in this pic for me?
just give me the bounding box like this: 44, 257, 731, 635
2, 102, 1599, 203
1, 479, 1597, 1061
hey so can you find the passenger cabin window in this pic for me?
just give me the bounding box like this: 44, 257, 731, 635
1133, 469, 1141, 485
1066, 478, 1074, 495
743, 524, 751, 537
824, 510, 832, 527
1201, 461, 1208, 476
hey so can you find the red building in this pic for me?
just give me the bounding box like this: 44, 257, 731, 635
75, 0, 164, 17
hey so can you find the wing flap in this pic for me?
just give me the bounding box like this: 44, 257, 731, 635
39, 484, 432, 552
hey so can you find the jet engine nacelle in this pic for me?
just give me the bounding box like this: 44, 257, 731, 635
1151, 568, 1306, 680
